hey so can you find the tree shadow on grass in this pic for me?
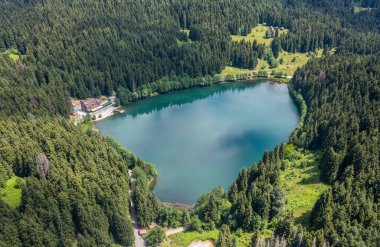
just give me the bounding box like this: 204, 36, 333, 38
297, 167, 322, 185
294, 210, 311, 227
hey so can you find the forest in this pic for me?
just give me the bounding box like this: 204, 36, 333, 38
0, 0, 379, 246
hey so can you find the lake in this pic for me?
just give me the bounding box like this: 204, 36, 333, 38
95, 81, 299, 203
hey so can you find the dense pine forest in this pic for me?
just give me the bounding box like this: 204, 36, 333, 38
0, 0, 379, 246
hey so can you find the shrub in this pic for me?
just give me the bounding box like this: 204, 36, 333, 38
202, 221, 216, 231
189, 216, 203, 233
145, 227, 166, 246
14, 178, 25, 189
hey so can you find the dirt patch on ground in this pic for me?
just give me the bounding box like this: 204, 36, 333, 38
188, 240, 214, 247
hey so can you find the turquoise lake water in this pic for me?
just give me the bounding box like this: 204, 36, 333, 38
96, 81, 299, 203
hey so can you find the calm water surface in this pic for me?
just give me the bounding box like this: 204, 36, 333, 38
96, 81, 299, 203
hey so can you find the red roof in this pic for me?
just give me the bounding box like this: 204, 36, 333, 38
81, 99, 101, 107
138, 228, 147, 235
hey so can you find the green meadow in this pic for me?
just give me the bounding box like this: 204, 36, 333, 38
280, 145, 329, 226
231, 24, 288, 46
2, 48, 23, 62
165, 230, 219, 247
0, 176, 25, 209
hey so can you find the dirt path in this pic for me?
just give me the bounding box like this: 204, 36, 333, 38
188, 240, 214, 247
165, 227, 185, 236
130, 198, 147, 247
129, 169, 184, 246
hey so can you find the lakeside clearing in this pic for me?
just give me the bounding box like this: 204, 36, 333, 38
226, 24, 325, 81
220, 49, 323, 81
231, 24, 288, 45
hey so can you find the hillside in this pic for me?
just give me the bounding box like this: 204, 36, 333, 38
0, 0, 379, 246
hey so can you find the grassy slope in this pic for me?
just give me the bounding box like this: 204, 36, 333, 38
165, 230, 219, 247
180, 29, 190, 36
353, 6, 374, 13
280, 145, 329, 226
224, 24, 323, 79
220, 50, 322, 80
166, 145, 328, 246
0, 176, 25, 209
231, 24, 287, 46
81, 122, 94, 132
266, 49, 322, 75
220, 66, 252, 77
2, 48, 22, 62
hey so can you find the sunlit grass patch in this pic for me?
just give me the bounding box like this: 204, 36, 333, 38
220, 66, 252, 77
180, 29, 190, 36
231, 24, 288, 46
280, 146, 329, 227
354, 6, 374, 13
168, 230, 219, 247
81, 122, 94, 132
235, 232, 254, 247
2, 48, 23, 62
269, 49, 322, 75
0, 176, 25, 209
221, 49, 322, 79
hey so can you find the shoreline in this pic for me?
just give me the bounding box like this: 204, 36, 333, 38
91, 105, 125, 122
91, 77, 300, 209
90, 77, 289, 123
163, 202, 195, 210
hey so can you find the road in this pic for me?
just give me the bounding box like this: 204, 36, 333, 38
129, 169, 147, 247
129, 169, 185, 246
130, 197, 147, 247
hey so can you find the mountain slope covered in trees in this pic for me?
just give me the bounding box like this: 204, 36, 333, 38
0, 117, 135, 246
0, 0, 379, 246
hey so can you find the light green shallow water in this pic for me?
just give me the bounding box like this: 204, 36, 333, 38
96, 81, 299, 203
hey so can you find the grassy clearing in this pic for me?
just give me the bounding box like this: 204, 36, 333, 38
180, 29, 190, 36
2, 48, 22, 62
177, 29, 191, 46
0, 176, 25, 209
354, 6, 374, 13
231, 24, 288, 46
256, 50, 323, 75
220, 66, 252, 77
280, 145, 329, 227
266, 49, 322, 75
235, 232, 254, 247
165, 230, 219, 247
81, 122, 94, 131
165, 229, 268, 247
220, 49, 322, 79
228, 24, 323, 79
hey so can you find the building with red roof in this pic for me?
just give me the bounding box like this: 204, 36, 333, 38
80, 98, 101, 112
138, 228, 147, 235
